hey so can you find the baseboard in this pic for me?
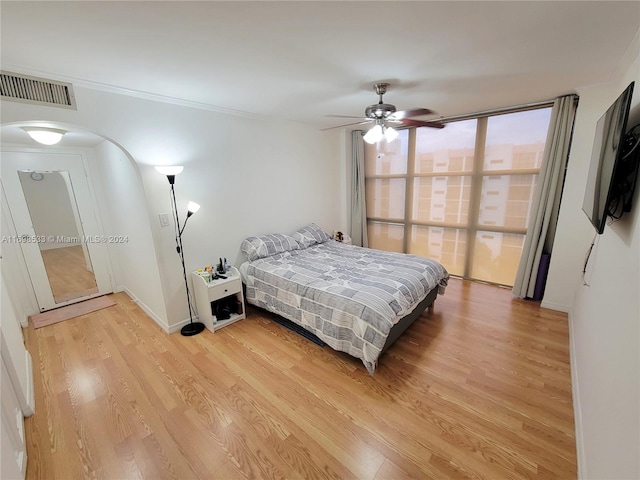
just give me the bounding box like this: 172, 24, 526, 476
568, 310, 587, 479
168, 318, 192, 334
540, 299, 570, 313
120, 286, 171, 334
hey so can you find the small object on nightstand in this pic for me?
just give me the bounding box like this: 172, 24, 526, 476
217, 257, 226, 274
196, 268, 211, 282
333, 231, 352, 244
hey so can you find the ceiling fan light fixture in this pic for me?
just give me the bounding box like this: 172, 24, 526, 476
22, 127, 66, 145
325, 82, 444, 133
363, 124, 383, 144
384, 126, 399, 142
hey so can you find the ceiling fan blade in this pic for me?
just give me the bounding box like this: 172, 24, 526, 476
325, 115, 367, 119
400, 118, 445, 129
389, 108, 435, 120
320, 120, 372, 131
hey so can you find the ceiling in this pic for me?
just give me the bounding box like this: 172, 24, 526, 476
1, 1, 639, 133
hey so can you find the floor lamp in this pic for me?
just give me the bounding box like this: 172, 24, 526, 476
155, 166, 205, 336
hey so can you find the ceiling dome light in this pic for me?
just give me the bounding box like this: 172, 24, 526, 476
363, 124, 383, 144
22, 127, 66, 145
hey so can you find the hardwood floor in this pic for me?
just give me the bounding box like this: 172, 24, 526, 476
22, 278, 576, 479
40, 245, 98, 303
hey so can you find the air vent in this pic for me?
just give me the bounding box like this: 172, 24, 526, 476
0, 71, 76, 109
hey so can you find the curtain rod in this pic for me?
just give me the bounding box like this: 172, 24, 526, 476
438, 100, 553, 123
436, 96, 576, 124
356, 95, 578, 131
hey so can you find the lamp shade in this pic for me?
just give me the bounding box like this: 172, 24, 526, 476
155, 165, 184, 176
187, 201, 200, 214
23, 127, 66, 145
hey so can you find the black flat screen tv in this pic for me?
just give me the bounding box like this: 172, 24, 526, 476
582, 82, 636, 234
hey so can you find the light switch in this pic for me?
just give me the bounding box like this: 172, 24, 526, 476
159, 213, 170, 227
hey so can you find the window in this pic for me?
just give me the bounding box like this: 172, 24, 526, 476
364, 107, 552, 286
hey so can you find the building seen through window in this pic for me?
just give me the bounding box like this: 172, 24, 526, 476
364, 107, 552, 286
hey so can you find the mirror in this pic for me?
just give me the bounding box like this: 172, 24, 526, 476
18, 170, 98, 303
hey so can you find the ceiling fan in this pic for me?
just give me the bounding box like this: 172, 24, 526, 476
323, 82, 445, 143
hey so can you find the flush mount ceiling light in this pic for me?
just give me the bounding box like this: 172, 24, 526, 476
22, 127, 66, 145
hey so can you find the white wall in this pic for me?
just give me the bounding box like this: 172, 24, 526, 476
1, 85, 344, 330
92, 141, 169, 329
139, 112, 344, 327
546, 37, 640, 478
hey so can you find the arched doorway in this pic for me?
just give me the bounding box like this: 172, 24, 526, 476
1, 122, 133, 312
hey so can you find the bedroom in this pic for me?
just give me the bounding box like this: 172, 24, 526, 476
1, 1, 639, 479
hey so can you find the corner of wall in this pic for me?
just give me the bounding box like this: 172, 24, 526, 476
540, 299, 570, 313
120, 287, 170, 334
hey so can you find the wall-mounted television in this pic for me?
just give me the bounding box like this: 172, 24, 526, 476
582, 82, 640, 234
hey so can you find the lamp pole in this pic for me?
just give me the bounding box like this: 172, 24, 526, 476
168, 178, 205, 337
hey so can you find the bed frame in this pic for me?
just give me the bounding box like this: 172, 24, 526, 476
246, 282, 439, 357
381, 286, 439, 353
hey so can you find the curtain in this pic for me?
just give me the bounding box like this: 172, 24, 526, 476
350, 130, 368, 247
512, 94, 578, 298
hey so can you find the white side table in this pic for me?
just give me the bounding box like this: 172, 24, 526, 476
191, 266, 246, 332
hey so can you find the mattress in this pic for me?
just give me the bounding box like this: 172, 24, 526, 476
240, 241, 449, 374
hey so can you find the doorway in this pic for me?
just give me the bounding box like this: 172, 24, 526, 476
2, 150, 113, 312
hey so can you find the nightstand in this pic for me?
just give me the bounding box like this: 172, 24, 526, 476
191, 266, 246, 332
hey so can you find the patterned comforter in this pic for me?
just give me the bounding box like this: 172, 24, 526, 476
240, 241, 449, 374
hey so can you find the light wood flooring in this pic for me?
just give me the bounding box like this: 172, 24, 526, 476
23, 278, 576, 479
40, 245, 98, 303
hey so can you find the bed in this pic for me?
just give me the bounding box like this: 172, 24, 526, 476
239, 224, 449, 374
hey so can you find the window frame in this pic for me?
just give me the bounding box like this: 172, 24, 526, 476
364, 105, 553, 285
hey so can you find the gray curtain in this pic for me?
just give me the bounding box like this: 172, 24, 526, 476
512, 94, 578, 298
350, 130, 368, 247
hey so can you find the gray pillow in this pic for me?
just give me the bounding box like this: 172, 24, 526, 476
292, 223, 331, 248
241, 233, 300, 261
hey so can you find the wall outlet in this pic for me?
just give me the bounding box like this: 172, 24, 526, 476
159, 213, 170, 227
